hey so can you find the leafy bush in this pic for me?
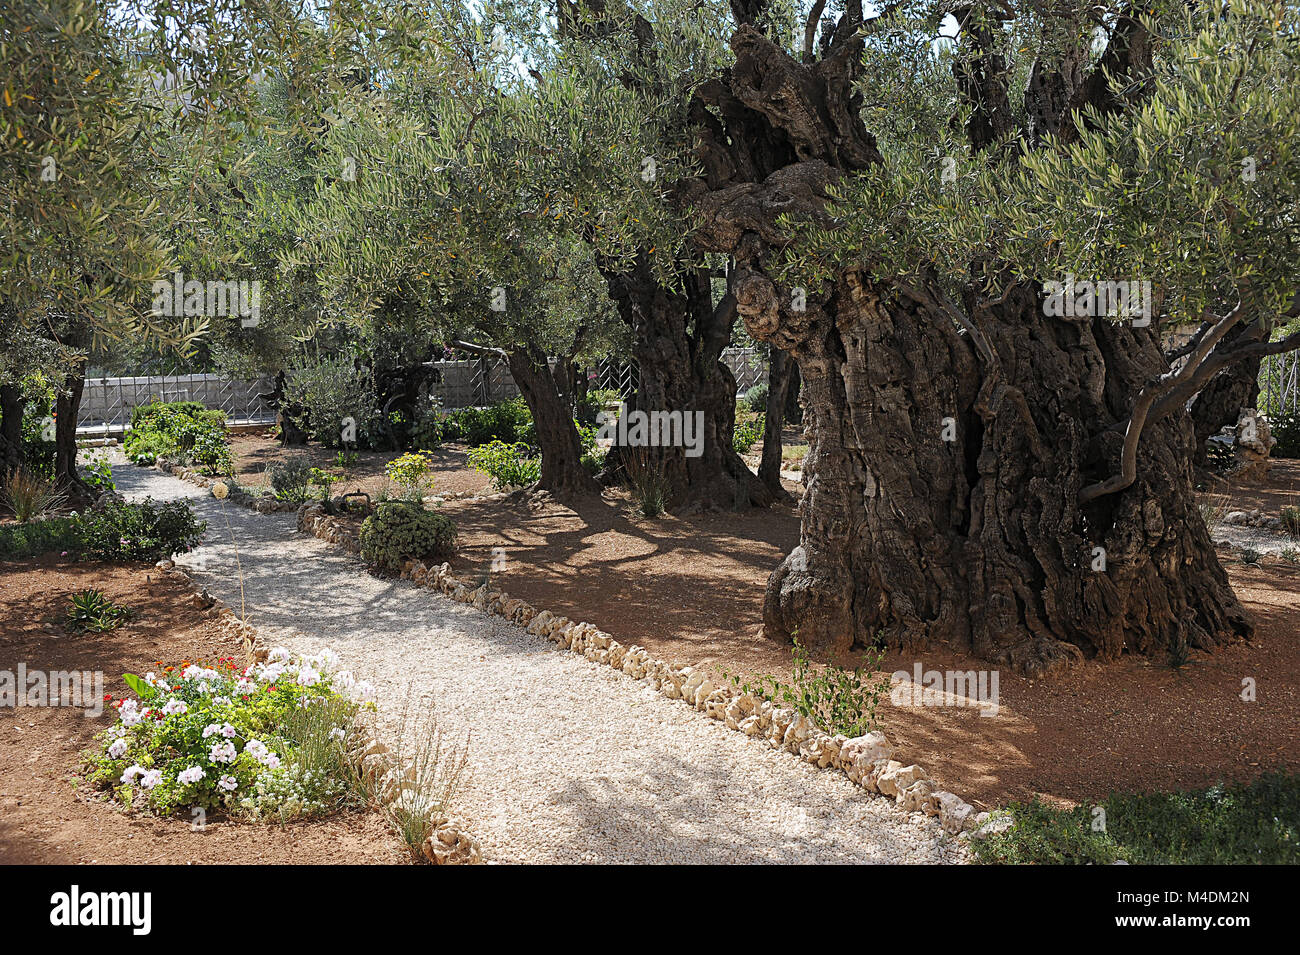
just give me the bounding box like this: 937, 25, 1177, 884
283, 357, 377, 448
359, 500, 457, 573
733, 413, 764, 454
970, 773, 1300, 865
0, 515, 81, 560
1281, 505, 1300, 541
81, 452, 116, 493
124, 400, 231, 474
66, 588, 132, 633
1271, 411, 1300, 458
86, 648, 375, 819
725, 636, 890, 738
267, 456, 313, 504
466, 440, 540, 489
744, 383, 769, 413
1, 466, 65, 522
20, 381, 56, 477
441, 397, 533, 448
385, 451, 435, 499
79, 498, 206, 562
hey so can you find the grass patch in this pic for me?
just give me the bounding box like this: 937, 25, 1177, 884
781, 444, 809, 468
971, 772, 1300, 865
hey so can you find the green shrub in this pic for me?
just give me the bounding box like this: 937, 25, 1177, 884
1271, 411, 1300, 458
86, 649, 368, 820
744, 383, 769, 413
267, 456, 313, 504
20, 381, 56, 477
359, 500, 457, 573
970, 773, 1300, 865
283, 357, 377, 448
466, 440, 540, 490
79, 498, 206, 562
0, 515, 81, 560
733, 413, 763, 454
441, 397, 533, 448
385, 451, 435, 499
124, 400, 231, 474
1281, 505, 1300, 540
81, 452, 116, 493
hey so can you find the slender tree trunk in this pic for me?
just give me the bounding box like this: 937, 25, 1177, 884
506, 345, 601, 498
0, 384, 25, 483
757, 348, 795, 501
54, 365, 96, 505
598, 254, 775, 512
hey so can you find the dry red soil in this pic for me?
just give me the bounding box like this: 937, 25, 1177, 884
0, 556, 406, 865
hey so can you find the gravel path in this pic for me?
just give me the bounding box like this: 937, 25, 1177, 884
111, 456, 967, 865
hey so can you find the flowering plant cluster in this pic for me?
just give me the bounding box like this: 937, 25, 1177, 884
87, 647, 377, 820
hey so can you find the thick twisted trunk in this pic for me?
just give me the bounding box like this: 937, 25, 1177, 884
757, 347, 795, 500
55, 367, 96, 506
686, 22, 1250, 673
599, 255, 775, 511
0, 384, 25, 484
759, 278, 1250, 675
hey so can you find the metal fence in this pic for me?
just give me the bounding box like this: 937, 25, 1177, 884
77, 373, 276, 434
1259, 351, 1300, 418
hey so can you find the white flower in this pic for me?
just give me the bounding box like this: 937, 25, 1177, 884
120, 707, 144, 728
120, 764, 144, 784
107, 738, 129, 759
235, 679, 255, 695
353, 681, 376, 703
267, 647, 292, 664
140, 769, 163, 789
319, 648, 340, 670
177, 766, 205, 785
209, 741, 237, 764
328, 727, 346, 741
262, 753, 281, 770
244, 739, 268, 760
202, 722, 223, 738
221, 723, 236, 738
296, 665, 320, 687
145, 672, 157, 685
161, 698, 188, 716
335, 670, 356, 690
214, 695, 233, 706
218, 775, 238, 791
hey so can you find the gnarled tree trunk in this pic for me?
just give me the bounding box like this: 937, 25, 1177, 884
685, 22, 1250, 674
757, 347, 795, 500
598, 254, 775, 511
0, 383, 25, 483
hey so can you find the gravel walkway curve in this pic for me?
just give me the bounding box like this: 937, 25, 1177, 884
112, 457, 968, 865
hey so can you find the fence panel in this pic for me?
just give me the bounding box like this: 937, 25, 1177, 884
1259, 351, 1299, 418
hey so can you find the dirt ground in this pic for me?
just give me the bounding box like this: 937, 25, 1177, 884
228, 427, 491, 499
0, 555, 406, 865
197, 430, 1300, 811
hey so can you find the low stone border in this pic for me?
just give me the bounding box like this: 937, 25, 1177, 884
155, 557, 483, 864
290, 499, 995, 842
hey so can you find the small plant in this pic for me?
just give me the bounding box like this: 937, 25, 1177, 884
1280, 505, 1300, 541
81, 453, 116, 494
267, 455, 313, 504
66, 588, 132, 633
359, 499, 457, 573
2, 466, 65, 523
1198, 493, 1231, 536
724, 635, 891, 738
309, 467, 337, 503
385, 450, 436, 499
336, 449, 359, 470
466, 440, 540, 490
1240, 547, 1262, 565
1167, 633, 1191, 670
623, 448, 669, 518
733, 414, 763, 454
744, 382, 769, 413
1281, 547, 1299, 565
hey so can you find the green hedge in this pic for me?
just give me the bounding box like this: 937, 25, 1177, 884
0, 500, 206, 563
124, 400, 232, 475
0, 516, 82, 560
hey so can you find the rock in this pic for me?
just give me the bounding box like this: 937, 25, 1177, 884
898, 779, 935, 812
876, 762, 927, 798
838, 731, 893, 773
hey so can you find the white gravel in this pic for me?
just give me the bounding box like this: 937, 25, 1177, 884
111, 456, 967, 865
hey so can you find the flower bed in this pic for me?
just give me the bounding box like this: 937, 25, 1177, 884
87, 647, 376, 820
